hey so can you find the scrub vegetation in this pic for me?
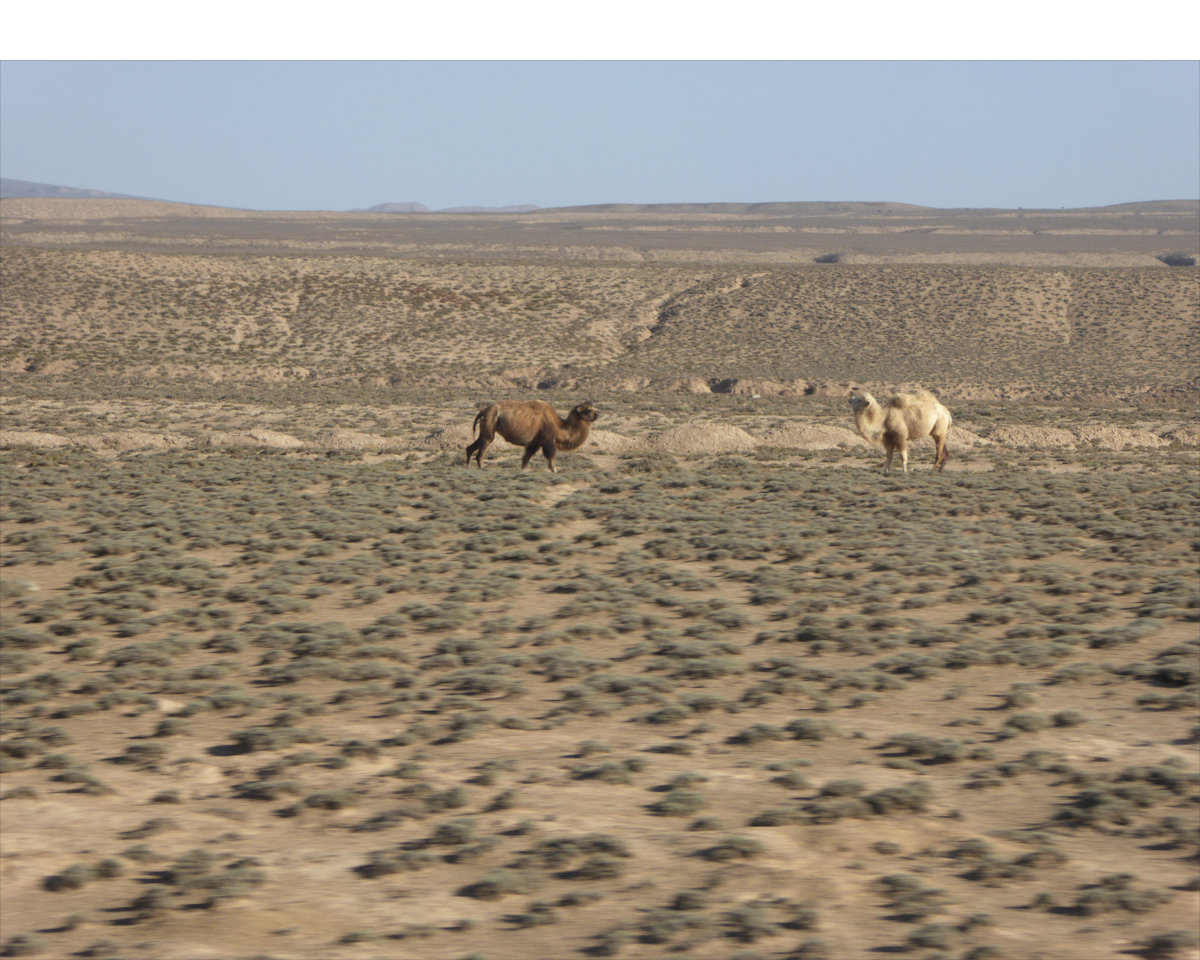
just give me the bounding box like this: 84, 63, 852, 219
2, 446, 1196, 958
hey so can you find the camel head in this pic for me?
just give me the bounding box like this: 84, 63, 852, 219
571, 401, 600, 423
847, 389, 873, 413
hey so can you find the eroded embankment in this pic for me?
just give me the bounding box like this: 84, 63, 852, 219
2, 420, 1193, 460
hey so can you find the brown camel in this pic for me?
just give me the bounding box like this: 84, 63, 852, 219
466, 400, 599, 473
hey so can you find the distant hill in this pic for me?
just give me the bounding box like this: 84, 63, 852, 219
437, 205, 542, 214
2, 185, 539, 215
360, 202, 432, 213
0, 178, 159, 201
360, 203, 543, 214
1086, 199, 1200, 214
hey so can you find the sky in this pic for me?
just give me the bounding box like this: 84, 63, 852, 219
1, 58, 1197, 211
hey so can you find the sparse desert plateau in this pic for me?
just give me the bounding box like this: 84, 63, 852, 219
1, 198, 1198, 960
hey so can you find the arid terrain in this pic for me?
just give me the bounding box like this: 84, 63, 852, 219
1, 198, 1198, 960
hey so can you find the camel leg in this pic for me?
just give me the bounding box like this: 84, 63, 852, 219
521, 442, 541, 469
933, 434, 948, 472
883, 443, 894, 475
542, 442, 557, 473
466, 434, 491, 468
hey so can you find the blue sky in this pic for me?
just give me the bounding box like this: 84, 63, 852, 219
1, 60, 1196, 211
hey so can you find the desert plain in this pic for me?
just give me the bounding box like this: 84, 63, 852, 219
0, 198, 1198, 960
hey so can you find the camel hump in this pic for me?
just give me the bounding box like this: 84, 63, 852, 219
889, 390, 939, 411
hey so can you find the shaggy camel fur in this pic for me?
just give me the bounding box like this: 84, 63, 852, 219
849, 388, 952, 473
466, 400, 599, 472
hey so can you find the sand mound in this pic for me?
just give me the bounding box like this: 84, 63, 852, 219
314, 429, 396, 452
989, 424, 1173, 450
758, 423, 868, 449
708, 377, 810, 397
0, 430, 71, 448
0, 431, 196, 455
1160, 426, 1200, 447
650, 423, 760, 454
947, 427, 991, 448
200, 431, 262, 448
71, 432, 193, 453
427, 424, 476, 451
199, 430, 305, 449
587, 429, 643, 454
1074, 426, 1170, 449
246, 429, 305, 449
989, 425, 1080, 449
987, 424, 1174, 450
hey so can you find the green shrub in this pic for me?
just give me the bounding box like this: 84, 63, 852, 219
786, 718, 835, 741
1, 934, 47, 957
566, 855, 624, 880
864, 782, 932, 815
906, 923, 955, 949
1143, 930, 1200, 959
355, 849, 431, 878
458, 869, 534, 900
650, 789, 706, 816
43, 863, 95, 891
700, 835, 764, 861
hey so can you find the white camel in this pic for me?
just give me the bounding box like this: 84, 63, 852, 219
848, 388, 952, 474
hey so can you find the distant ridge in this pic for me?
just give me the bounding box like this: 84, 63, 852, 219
359, 203, 542, 213
360, 202, 432, 213
1, 178, 159, 201
1088, 199, 1200, 214
546, 201, 931, 215
438, 204, 542, 214
544, 199, 1200, 215
3, 179, 1196, 216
